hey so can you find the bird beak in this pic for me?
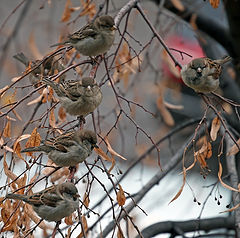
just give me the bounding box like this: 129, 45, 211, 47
111, 25, 117, 31
74, 193, 80, 198
197, 67, 202, 73
87, 85, 91, 90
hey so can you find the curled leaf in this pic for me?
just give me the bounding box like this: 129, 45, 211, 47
169, 167, 186, 204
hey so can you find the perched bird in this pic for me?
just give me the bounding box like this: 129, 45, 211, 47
52, 15, 116, 56
6, 182, 79, 222
21, 130, 97, 167
43, 77, 103, 117
180, 56, 232, 93
13, 52, 65, 86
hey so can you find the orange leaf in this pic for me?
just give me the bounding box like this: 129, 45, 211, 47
24, 128, 41, 156
117, 184, 126, 206
218, 162, 239, 192
3, 120, 11, 138
77, 215, 88, 238
169, 167, 186, 204
210, 116, 221, 141
209, 0, 220, 8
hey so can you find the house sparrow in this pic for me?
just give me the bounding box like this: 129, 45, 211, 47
6, 182, 79, 222
21, 130, 97, 167
43, 77, 103, 117
52, 15, 116, 56
13, 52, 65, 86
180, 56, 232, 93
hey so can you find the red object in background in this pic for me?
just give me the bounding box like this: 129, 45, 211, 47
162, 35, 205, 84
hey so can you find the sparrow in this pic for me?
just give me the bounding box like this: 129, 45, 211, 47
43, 77, 103, 117
180, 56, 232, 93
13, 52, 65, 86
6, 182, 79, 222
51, 15, 116, 56
21, 129, 97, 167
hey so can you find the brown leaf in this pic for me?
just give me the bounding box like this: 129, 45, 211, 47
170, 0, 185, 11
210, 116, 221, 141
77, 215, 88, 238
105, 138, 127, 161
156, 95, 175, 127
209, 0, 220, 8
24, 128, 41, 156
4, 153, 17, 181
218, 162, 239, 192
61, 0, 73, 22
117, 226, 124, 238
169, 167, 186, 204
117, 184, 126, 206
94, 147, 115, 173
3, 120, 11, 138
83, 192, 90, 208
58, 106, 66, 122
49, 108, 56, 128
227, 138, 240, 156
65, 214, 73, 225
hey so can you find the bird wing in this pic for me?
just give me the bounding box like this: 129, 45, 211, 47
69, 23, 98, 43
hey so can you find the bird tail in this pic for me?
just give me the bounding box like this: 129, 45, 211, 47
6, 193, 28, 201
13, 52, 30, 66
21, 145, 52, 153
215, 56, 232, 65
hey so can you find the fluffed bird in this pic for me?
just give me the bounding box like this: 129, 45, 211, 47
21, 130, 97, 167
43, 77, 103, 117
181, 56, 231, 93
6, 182, 79, 222
51, 15, 116, 56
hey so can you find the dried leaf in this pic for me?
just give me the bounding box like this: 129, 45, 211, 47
24, 128, 41, 156
218, 162, 239, 192
164, 101, 184, 110
83, 192, 90, 208
27, 94, 43, 105
105, 138, 127, 161
79, 0, 96, 18
190, 13, 198, 30
117, 226, 124, 238
61, 0, 73, 22
220, 203, 240, 213
47, 86, 54, 102
94, 147, 115, 173
49, 108, 56, 128
77, 215, 88, 238
210, 116, 221, 141
227, 138, 240, 156
170, 0, 184, 11
3, 120, 11, 138
65, 214, 73, 225
169, 167, 186, 204
156, 95, 175, 126
58, 106, 66, 122
117, 184, 126, 206
209, 0, 220, 8
3, 153, 17, 181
